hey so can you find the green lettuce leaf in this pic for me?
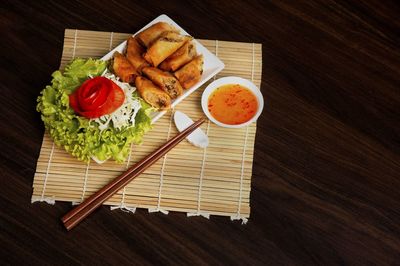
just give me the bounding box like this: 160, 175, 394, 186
37, 58, 152, 163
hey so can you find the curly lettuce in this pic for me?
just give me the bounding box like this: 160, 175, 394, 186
37, 58, 152, 163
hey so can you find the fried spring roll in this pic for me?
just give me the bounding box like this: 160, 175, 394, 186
135, 76, 171, 109
112, 51, 138, 84
174, 55, 204, 89
136, 22, 179, 47
143, 32, 192, 67
126, 36, 149, 73
159, 41, 197, 72
142, 67, 183, 99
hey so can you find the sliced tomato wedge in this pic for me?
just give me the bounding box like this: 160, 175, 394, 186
69, 77, 125, 119
77, 78, 109, 111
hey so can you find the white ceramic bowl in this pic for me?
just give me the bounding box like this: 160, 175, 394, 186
201, 76, 264, 128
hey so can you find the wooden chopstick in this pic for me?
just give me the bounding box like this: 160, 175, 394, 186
61, 117, 206, 230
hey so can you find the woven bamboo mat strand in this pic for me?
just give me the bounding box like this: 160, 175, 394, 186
32, 29, 262, 222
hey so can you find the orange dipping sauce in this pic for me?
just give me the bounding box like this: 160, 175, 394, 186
207, 84, 258, 125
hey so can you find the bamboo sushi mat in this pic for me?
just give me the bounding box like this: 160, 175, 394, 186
32, 29, 262, 223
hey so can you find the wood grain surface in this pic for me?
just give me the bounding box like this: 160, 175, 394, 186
1, 0, 400, 265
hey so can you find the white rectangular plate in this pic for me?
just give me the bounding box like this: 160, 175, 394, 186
101, 14, 225, 123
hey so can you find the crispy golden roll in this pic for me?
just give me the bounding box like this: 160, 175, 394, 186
142, 67, 183, 99
143, 32, 192, 67
135, 76, 171, 109
112, 51, 138, 83
174, 55, 204, 89
126, 36, 149, 73
136, 22, 179, 47
159, 41, 197, 72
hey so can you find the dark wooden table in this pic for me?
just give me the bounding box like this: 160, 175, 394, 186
1, 0, 400, 264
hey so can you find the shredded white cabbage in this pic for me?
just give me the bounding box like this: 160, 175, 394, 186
92, 72, 141, 131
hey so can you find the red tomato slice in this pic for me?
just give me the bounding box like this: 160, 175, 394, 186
78, 77, 110, 111
69, 92, 79, 112
69, 77, 125, 119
